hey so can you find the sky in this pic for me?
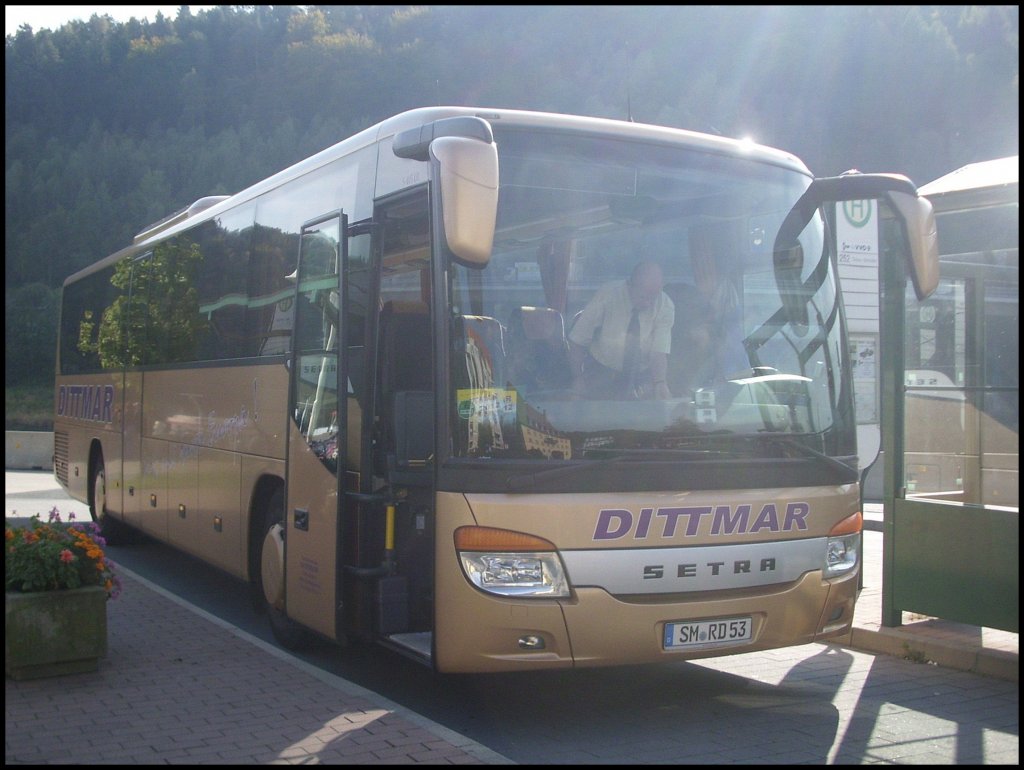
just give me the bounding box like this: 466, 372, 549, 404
5, 5, 217, 36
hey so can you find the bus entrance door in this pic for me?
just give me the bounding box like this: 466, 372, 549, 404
281, 211, 347, 642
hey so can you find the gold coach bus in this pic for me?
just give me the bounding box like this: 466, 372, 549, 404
55, 107, 938, 672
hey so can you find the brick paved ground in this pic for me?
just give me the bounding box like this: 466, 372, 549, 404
5, 569, 510, 765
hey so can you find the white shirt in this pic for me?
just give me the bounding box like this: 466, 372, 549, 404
569, 280, 674, 372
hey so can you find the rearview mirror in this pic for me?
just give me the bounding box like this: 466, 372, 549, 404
884, 189, 938, 299
393, 116, 499, 267
431, 136, 499, 266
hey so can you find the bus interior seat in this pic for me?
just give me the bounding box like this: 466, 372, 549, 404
390, 390, 433, 485
379, 301, 432, 393
378, 301, 433, 482
507, 306, 572, 392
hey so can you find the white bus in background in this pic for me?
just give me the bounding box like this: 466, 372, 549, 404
906, 156, 1018, 508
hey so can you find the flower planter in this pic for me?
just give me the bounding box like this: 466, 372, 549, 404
5, 585, 108, 680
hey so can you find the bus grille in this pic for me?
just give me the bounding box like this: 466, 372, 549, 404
54, 431, 69, 487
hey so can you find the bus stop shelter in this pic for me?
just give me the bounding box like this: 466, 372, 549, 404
878, 156, 1018, 632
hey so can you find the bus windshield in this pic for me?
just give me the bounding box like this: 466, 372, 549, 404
447, 129, 853, 466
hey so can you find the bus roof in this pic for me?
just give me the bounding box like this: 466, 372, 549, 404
377, 106, 808, 169
919, 155, 1019, 209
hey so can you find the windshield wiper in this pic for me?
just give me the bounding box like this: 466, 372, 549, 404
758, 433, 857, 477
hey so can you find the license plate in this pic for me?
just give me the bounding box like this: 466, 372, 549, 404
663, 616, 752, 651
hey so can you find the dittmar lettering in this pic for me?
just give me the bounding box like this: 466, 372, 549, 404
593, 502, 810, 540
57, 384, 115, 424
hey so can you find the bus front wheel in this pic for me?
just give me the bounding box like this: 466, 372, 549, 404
256, 487, 310, 650
89, 451, 134, 545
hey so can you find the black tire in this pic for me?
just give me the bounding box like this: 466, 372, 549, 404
254, 486, 311, 650
90, 452, 135, 545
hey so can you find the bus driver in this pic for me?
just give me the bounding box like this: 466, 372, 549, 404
568, 260, 675, 400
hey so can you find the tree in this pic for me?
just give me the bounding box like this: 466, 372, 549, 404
5, 284, 59, 386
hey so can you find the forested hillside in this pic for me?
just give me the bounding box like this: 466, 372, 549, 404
4, 4, 1019, 399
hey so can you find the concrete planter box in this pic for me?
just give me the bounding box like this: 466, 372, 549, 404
5, 585, 108, 680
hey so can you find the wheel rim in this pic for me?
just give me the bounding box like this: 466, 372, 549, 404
93, 466, 106, 521
260, 523, 286, 611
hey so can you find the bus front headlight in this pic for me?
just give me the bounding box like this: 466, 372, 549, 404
824, 512, 862, 578
455, 526, 570, 598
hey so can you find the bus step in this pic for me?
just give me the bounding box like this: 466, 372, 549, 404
383, 631, 432, 662
376, 575, 408, 635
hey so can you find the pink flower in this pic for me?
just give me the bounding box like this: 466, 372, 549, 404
59, 548, 75, 563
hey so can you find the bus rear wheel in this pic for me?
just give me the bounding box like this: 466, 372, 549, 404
255, 487, 311, 650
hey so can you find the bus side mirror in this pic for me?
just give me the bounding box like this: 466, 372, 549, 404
885, 189, 939, 300
393, 116, 498, 267
431, 136, 498, 267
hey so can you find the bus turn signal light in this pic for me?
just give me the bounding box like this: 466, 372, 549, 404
454, 526, 557, 552
828, 511, 863, 536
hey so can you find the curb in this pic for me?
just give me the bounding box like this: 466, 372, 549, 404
838, 625, 1018, 683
